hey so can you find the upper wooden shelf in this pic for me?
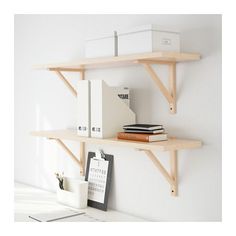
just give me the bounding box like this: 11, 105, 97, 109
34, 51, 201, 70
31, 129, 202, 152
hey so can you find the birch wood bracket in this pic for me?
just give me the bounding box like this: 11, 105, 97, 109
142, 149, 178, 196
47, 69, 86, 174
137, 60, 177, 114
49, 68, 85, 97
49, 138, 85, 175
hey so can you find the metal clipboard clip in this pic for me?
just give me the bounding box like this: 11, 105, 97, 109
93, 149, 106, 161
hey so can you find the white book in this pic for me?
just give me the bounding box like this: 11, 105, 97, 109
90, 80, 136, 138
77, 80, 90, 136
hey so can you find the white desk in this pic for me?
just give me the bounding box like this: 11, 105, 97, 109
14, 182, 145, 222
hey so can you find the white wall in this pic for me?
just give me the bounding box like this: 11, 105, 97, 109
14, 14, 221, 221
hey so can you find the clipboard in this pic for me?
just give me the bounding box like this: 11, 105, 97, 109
85, 151, 113, 211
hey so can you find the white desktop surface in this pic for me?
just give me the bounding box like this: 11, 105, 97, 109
14, 182, 145, 222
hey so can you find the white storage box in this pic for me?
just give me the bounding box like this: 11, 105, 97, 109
85, 31, 117, 58
57, 177, 88, 209
118, 25, 180, 55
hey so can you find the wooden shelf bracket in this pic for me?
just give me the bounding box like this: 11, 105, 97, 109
142, 149, 178, 196
49, 68, 85, 97
138, 60, 177, 114
49, 138, 85, 175
47, 69, 86, 175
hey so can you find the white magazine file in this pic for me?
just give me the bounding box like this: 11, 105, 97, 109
90, 80, 136, 138
77, 80, 90, 136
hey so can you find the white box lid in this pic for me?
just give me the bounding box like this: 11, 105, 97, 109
86, 31, 117, 41
118, 24, 179, 36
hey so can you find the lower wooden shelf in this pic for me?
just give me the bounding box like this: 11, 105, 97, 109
31, 129, 202, 197
31, 129, 201, 151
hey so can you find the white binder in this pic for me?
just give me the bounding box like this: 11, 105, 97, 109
77, 80, 90, 136
90, 80, 136, 138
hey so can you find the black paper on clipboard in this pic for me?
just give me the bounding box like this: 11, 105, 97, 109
85, 152, 113, 211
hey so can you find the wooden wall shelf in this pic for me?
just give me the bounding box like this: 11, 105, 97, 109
35, 51, 201, 114
35, 51, 200, 70
32, 51, 202, 197
31, 129, 202, 196
31, 130, 201, 151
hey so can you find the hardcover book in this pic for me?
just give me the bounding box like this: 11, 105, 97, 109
123, 124, 163, 131
117, 132, 168, 142
124, 128, 164, 134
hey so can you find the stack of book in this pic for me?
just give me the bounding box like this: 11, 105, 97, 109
117, 124, 168, 142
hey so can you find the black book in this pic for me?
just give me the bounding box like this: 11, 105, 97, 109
124, 128, 165, 134
123, 124, 163, 131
